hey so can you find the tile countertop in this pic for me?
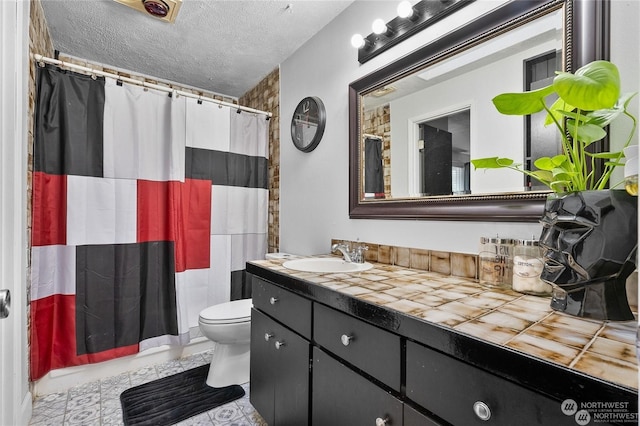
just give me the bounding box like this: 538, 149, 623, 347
248, 257, 638, 392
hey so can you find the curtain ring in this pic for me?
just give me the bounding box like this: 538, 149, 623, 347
37, 61, 45, 68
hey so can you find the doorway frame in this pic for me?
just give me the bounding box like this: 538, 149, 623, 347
407, 102, 472, 197
0, 0, 33, 424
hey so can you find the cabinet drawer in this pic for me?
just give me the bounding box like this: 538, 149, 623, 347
406, 341, 575, 426
314, 303, 401, 391
312, 347, 402, 426
252, 276, 312, 339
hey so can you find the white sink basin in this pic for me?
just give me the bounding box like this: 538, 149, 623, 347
283, 258, 373, 273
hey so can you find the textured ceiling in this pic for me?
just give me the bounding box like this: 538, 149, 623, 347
40, 0, 354, 98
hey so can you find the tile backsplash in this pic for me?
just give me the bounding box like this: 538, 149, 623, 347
331, 239, 478, 280
330, 238, 639, 313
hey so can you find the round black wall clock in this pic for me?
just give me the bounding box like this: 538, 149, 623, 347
291, 96, 326, 152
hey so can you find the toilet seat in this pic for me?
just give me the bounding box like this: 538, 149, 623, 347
199, 298, 252, 325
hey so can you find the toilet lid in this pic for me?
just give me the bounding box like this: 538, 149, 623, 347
199, 298, 252, 324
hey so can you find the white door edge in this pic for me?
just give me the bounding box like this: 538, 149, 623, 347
1, 0, 33, 424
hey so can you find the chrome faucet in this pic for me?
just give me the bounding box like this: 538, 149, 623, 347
331, 243, 369, 264
331, 243, 352, 263
351, 245, 369, 264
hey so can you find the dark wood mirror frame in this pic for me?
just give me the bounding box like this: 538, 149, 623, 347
349, 0, 609, 221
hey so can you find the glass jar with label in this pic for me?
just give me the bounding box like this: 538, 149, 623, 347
479, 236, 514, 288
512, 239, 553, 296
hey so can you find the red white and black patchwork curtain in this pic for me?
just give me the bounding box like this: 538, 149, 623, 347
30, 65, 268, 381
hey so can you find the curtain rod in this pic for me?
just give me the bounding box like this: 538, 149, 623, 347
32, 54, 273, 118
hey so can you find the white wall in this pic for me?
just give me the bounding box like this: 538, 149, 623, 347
279, 0, 639, 256
610, 0, 640, 187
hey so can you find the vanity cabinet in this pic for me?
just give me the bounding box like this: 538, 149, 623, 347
406, 341, 575, 425
252, 276, 312, 339
250, 278, 311, 425
312, 347, 403, 425
313, 303, 401, 391
247, 269, 636, 426
312, 304, 443, 426
404, 405, 444, 426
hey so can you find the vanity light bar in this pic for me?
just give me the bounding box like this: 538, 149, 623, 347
355, 0, 474, 64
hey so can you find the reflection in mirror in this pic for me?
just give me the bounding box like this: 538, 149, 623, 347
525, 51, 563, 190
349, 0, 608, 221
420, 109, 470, 196
360, 7, 563, 200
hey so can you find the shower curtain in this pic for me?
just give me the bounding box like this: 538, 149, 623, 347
30, 65, 268, 381
364, 136, 384, 198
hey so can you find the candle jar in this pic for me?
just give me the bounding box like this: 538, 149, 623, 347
479, 236, 514, 288
512, 239, 552, 296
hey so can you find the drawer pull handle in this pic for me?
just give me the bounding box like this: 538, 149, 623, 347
275, 340, 286, 350
264, 332, 274, 341
375, 417, 389, 426
473, 401, 491, 421
269, 297, 279, 305
341, 334, 354, 346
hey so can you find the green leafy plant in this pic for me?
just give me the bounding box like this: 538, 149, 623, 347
471, 60, 637, 193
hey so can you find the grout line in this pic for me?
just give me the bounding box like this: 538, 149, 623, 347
502, 310, 554, 346
568, 323, 606, 369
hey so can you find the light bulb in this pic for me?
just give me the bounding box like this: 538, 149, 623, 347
397, 1, 413, 18
351, 33, 365, 49
372, 18, 387, 35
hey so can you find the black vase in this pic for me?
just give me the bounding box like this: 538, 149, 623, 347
539, 190, 638, 321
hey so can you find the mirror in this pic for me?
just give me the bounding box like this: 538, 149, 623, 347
349, 0, 609, 221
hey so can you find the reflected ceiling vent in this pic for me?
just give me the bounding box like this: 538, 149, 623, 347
370, 86, 396, 98
113, 0, 182, 23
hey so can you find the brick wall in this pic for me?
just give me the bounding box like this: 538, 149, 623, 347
239, 67, 280, 253
363, 104, 391, 198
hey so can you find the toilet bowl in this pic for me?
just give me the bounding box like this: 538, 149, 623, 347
198, 298, 252, 387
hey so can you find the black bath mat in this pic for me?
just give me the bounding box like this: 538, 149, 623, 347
120, 364, 245, 426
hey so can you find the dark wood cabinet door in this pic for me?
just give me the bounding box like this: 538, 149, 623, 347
272, 319, 310, 426
250, 308, 276, 425
250, 308, 310, 425
312, 347, 403, 426
404, 404, 445, 426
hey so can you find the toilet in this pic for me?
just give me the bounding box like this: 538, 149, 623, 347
198, 298, 253, 388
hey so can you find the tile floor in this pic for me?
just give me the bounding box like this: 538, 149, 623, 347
29, 349, 267, 426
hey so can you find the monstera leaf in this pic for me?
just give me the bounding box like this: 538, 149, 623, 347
474, 60, 637, 193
